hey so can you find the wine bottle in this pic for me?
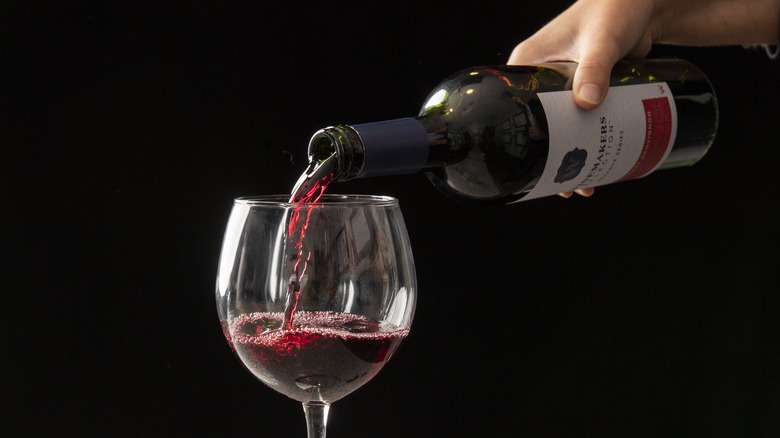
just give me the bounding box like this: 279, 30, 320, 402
305, 58, 718, 204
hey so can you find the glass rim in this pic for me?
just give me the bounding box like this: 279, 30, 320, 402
234, 194, 399, 207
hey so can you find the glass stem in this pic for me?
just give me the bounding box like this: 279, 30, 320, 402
302, 402, 330, 438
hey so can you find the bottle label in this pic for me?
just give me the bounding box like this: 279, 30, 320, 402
519, 82, 677, 202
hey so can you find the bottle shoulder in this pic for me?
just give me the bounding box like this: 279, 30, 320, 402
415, 66, 561, 203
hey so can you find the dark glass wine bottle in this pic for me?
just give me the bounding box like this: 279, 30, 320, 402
305, 58, 718, 204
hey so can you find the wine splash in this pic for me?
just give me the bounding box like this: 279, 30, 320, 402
283, 154, 338, 329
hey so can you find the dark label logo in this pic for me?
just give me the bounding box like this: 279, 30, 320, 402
554, 148, 587, 183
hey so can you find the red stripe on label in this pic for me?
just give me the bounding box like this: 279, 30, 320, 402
619, 96, 673, 181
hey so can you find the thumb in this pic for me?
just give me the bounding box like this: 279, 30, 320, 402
571, 25, 653, 110
571, 58, 615, 110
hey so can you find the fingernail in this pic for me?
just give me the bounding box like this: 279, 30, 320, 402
580, 84, 602, 105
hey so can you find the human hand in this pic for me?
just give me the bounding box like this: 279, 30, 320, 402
508, 0, 655, 110
509, 0, 778, 109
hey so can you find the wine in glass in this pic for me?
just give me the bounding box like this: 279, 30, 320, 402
216, 194, 417, 437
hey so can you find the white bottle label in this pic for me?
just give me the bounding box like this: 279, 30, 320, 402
518, 82, 677, 202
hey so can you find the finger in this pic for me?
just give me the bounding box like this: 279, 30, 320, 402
508, 34, 569, 65
507, 7, 581, 65
568, 2, 654, 109
558, 188, 595, 199
571, 51, 619, 110
574, 188, 595, 197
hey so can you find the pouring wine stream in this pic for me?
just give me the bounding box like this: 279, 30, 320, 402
284, 154, 337, 330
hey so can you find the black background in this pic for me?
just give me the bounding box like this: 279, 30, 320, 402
3, 1, 779, 437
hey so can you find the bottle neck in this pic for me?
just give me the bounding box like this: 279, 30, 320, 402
308, 125, 365, 181
307, 118, 430, 181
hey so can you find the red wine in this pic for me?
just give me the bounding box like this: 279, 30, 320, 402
220, 319, 234, 350
289, 153, 337, 204
230, 311, 408, 403
283, 155, 338, 329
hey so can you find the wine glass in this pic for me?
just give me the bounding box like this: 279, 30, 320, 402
215, 194, 417, 437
